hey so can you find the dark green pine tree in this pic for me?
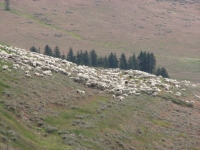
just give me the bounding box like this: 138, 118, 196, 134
44, 45, 53, 56
128, 53, 138, 70
119, 53, 128, 70
90, 49, 98, 67
67, 47, 75, 63
161, 67, 169, 78
132, 53, 138, 70
30, 46, 37, 53
108, 52, 118, 68
108, 52, 114, 68
149, 53, 156, 74
146, 52, 151, 73
128, 56, 134, 69
156, 67, 161, 76
53, 45, 61, 58
137, 51, 147, 72
144, 52, 156, 74
61, 53, 65, 60
97, 56, 105, 68
104, 56, 109, 68
113, 53, 119, 68
83, 50, 91, 66
76, 51, 83, 65
156, 67, 169, 78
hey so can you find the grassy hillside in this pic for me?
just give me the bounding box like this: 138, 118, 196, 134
0, 0, 200, 82
0, 52, 200, 149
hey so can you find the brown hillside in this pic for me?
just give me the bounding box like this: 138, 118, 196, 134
0, 0, 200, 82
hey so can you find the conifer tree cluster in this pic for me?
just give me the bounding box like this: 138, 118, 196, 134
30, 45, 169, 78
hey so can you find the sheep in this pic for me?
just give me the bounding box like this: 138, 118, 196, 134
119, 96, 125, 101
76, 89, 85, 95
116, 96, 125, 101
34, 72, 44, 77
112, 95, 115, 99
25, 74, 31, 78
135, 93, 141, 96
174, 92, 181, 97
190, 101, 194, 104
123, 93, 128, 97
151, 92, 158, 97
2, 65, 8, 70
25, 70, 29, 74
195, 95, 200, 100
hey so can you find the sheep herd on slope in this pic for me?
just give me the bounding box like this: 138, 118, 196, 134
0, 44, 199, 105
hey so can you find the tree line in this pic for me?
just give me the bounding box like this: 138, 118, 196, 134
30, 45, 169, 78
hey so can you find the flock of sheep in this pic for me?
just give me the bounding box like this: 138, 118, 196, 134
0, 44, 199, 105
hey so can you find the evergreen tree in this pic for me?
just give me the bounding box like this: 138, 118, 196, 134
128, 56, 134, 69
97, 56, 105, 68
5, 0, 10, 10
30, 46, 37, 53
76, 51, 83, 65
108, 52, 114, 68
137, 51, 156, 73
137, 51, 144, 71
156, 67, 161, 76
149, 53, 156, 74
145, 52, 151, 73
61, 53, 65, 60
119, 53, 128, 70
44, 45, 53, 56
67, 47, 75, 63
90, 49, 98, 67
108, 52, 118, 68
83, 50, 91, 66
104, 56, 109, 68
146, 52, 156, 74
132, 53, 138, 70
53, 45, 61, 58
113, 53, 119, 68
156, 67, 169, 78
161, 67, 169, 78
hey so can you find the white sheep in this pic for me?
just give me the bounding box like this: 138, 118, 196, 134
135, 93, 141, 96
76, 89, 85, 95
25, 74, 31, 78
151, 92, 158, 97
2, 65, 8, 70
195, 95, 200, 100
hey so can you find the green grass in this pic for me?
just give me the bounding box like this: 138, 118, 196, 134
0, 104, 73, 150
151, 119, 171, 128
0, 80, 10, 88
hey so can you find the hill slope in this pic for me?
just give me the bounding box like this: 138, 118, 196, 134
0, 0, 200, 82
0, 45, 200, 150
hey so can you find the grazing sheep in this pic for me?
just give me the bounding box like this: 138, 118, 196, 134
25, 70, 29, 74
151, 92, 158, 97
174, 92, 181, 97
25, 74, 31, 78
135, 93, 141, 96
2, 65, 8, 70
76, 89, 85, 95
112, 95, 115, 99
116, 96, 125, 101
123, 93, 129, 97
195, 95, 200, 100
